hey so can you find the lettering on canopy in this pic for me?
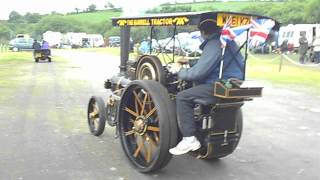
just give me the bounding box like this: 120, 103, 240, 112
116, 17, 189, 26
217, 13, 252, 27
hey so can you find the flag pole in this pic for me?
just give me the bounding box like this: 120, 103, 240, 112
219, 47, 226, 79
243, 29, 249, 81
219, 16, 231, 79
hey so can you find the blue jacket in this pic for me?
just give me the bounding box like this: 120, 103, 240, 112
41, 41, 49, 50
178, 33, 244, 84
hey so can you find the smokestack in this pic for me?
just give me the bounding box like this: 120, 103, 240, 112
119, 26, 130, 76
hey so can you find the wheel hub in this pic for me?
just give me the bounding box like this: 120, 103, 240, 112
139, 63, 156, 81
133, 116, 147, 135
142, 75, 150, 80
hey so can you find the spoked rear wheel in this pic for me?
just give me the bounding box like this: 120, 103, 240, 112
118, 80, 177, 173
87, 96, 106, 136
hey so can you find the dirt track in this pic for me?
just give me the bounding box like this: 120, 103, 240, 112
0, 50, 319, 180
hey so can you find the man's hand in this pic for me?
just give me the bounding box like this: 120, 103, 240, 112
167, 63, 182, 74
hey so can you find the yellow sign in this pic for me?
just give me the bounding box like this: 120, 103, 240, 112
116, 17, 189, 26
173, 17, 189, 25
217, 13, 252, 27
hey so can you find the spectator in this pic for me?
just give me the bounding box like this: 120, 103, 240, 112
32, 40, 41, 50
41, 40, 49, 50
32, 40, 41, 58
138, 40, 150, 54
280, 39, 288, 54
299, 32, 308, 64
312, 36, 320, 64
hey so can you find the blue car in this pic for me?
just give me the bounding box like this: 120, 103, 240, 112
9, 38, 34, 52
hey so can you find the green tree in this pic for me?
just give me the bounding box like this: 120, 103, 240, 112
8, 11, 24, 23
34, 15, 86, 36
107, 2, 115, 9
305, 0, 320, 23
147, 5, 193, 13
131, 27, 150, 43
241, 1, 308, 25
104, 27, 120, 38
0, 24, 12, 42
24, 13, 42, 24
75, 8, 80, 14
88, 4, 97, 12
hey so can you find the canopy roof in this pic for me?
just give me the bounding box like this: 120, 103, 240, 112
111, 11, 280, 31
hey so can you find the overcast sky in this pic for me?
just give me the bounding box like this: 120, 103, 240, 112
0, 0, 200, 20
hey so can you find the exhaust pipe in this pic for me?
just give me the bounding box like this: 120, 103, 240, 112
120, 27, 131, 76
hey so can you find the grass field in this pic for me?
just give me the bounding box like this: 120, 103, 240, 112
0, 52, 33, 101
159, 1, 283, 12
59, 1, 282, 24
0, 52, 32, 64
64, 10, 121, 24
246, 53, 320, 93
0, 52, 65, 86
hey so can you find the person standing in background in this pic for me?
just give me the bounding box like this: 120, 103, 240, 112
312, 36, 320, 64
299, 31, 308, 64
280, 39, 288, 54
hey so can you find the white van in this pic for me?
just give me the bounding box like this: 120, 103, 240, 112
66, 32, 87, 48
278, 24, 320, 50
83, 34, 104, 48
43, 31, 62, 48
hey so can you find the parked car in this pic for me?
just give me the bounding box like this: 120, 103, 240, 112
9, 38, 34, 52
16, 34, 30, 38
108, 36, 120, 47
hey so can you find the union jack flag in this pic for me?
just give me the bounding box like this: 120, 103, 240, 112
220, 17, 251, 47
249, 19, 275, 47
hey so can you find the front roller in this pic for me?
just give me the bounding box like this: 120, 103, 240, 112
87, 96, 107, 136
118, 80, 178, 173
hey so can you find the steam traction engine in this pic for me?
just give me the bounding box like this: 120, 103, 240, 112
87, 12, 280, 172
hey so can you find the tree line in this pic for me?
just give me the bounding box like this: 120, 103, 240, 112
0, 2, 119, 43
0, 0, 319, 44
241, 0, 320, 25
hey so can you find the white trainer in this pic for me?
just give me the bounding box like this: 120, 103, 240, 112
169, 136, 201, 155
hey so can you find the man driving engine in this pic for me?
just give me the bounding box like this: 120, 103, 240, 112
169, 16, 245, 155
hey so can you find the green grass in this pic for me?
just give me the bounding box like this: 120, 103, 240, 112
57, 1, 283, 25
0, 52, 66, 100
64, 10, 121, 24
0, 52, 33, 101
160, 1, 283, 12
0, 51, 32, 63
246, 54, 320, 93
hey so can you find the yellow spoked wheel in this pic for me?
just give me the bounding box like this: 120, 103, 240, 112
118, 80, 178, 173
87, 96, 107, 136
